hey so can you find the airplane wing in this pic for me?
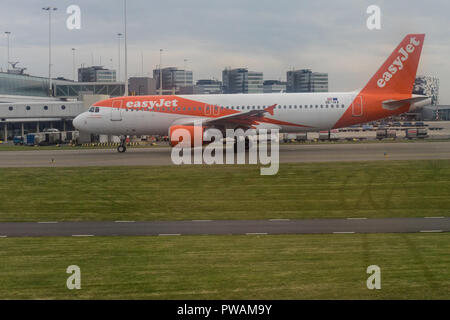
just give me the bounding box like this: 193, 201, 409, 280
202, 104, 277, 128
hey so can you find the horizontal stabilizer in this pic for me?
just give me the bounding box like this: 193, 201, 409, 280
382, 95, 430, 110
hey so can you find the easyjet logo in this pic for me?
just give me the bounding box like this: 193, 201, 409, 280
377, 37, 421, 88
126, 98, 179, 109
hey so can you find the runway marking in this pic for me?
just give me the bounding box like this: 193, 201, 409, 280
192, 220, 212, 222
420, 230, 443, 233
424, 217, 445, 219
72, 234, 94, 237
346, 218, 368, 220
269, 219, 290, 221
158, 233, 181, 236
0, 235, 7, 238
246, 233, 268, 235
333, 231, 356, 234
115, 220, 135, 223
38, 221, 58, 224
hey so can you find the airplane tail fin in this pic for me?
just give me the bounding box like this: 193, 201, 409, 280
362, 34, 425, 95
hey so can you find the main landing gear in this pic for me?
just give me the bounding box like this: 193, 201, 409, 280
117, 136, 127, 153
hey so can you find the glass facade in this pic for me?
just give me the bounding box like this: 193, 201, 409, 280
287, 69, 328, 93
222, 68, 263, 94
0, 72, 49, 97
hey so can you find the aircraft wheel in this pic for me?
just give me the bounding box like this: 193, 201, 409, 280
117, 145, 127, 153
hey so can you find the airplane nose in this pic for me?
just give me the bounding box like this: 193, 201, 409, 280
72, 114, 84, 130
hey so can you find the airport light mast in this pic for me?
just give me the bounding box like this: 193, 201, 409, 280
123, 0, 128, 96
71, 48, 76, 81
42, 6, 57, 96
117, 33, 122, 82
4, 31, 11, 70
159, 49, 163, 95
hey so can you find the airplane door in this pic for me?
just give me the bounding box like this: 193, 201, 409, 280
352, 95, 363, 117
111, 100, 123, 121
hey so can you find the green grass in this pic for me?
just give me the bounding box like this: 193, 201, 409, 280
0, 233, 448, 299
1, 160, 450, 222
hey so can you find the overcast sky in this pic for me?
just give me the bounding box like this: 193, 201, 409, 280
0, 0, 449, 103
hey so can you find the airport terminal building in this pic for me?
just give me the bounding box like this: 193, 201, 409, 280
0, 71, 124, 142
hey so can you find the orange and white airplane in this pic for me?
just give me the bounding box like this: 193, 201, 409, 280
73, 34, 430, 152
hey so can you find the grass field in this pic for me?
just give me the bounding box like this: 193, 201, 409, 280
0, 233, 448, 299
1, 160, 450, 222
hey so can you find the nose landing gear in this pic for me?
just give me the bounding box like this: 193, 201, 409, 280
117, 136, 127, 153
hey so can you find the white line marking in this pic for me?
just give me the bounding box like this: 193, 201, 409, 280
158, 233, 181, 236
424, 217, 445, 219
346, 218, 368, 220
269, 219, 290, 221
0, 235, 7, 238
333, 231, 356, 234
245, 233, 268, 235
192, 220, 212, 222
115, 220, 135, 223
72, 234, 94, 237
38, 221, 58, 224
420, 230, 443, 233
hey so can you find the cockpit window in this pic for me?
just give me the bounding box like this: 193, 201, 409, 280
95, 107, 100, 113
89, 107, 95, 112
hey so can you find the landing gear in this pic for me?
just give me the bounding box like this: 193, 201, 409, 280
117, 136, 127, 153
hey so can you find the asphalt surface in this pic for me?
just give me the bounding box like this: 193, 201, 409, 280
0, 217, 448, 237
1, 141, 450, 167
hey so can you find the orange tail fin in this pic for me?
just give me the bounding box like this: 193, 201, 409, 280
362, 34, 425, 95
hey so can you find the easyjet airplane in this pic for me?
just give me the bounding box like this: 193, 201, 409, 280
73, 34, 430, 152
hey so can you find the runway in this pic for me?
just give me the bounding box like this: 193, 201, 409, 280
1, 141, 450, 167
0, 217, 448, 237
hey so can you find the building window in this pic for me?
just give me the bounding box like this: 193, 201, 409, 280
26, 106, 31, 110
44, 106, 48, 110
61, 105, 66, 110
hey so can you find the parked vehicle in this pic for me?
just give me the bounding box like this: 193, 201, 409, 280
13, 136, 25, 145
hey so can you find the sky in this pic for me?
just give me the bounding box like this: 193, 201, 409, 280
0, 0, 449, 103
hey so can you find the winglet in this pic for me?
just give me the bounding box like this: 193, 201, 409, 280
265, 104, 277, 116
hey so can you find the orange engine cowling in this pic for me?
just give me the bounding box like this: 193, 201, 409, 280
169, 125, 205, 147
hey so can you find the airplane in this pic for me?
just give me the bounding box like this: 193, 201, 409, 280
73, 34, 430, 153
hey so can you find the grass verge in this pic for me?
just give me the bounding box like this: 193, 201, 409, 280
1, 160, 450, 222
0, 233, 448, 299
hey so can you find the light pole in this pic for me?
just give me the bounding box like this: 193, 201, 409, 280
117, 33, 122, 82
123, 0, 128, 96
183, 58, 187, 89
71, 48, 76, 81
4, 31, 10, 70
42, 6, 57, 96
159, 49, 163, 95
